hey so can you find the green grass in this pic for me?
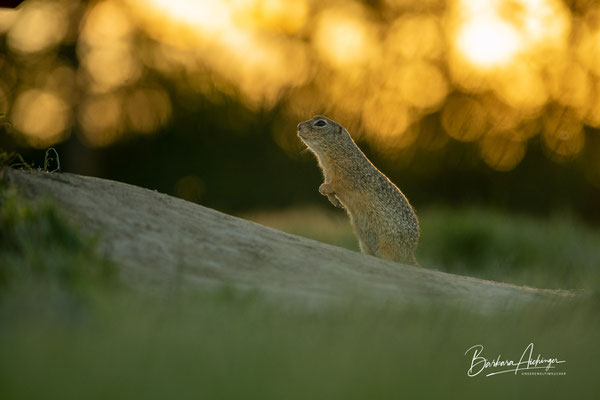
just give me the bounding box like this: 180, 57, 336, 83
1, 188, 599, 398
418, 207, 600, 290
0, 185, 114, 294
2, 291, 598, 399
244, 206, 600, 290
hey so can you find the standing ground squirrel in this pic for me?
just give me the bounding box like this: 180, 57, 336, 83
297, 116, 419, 265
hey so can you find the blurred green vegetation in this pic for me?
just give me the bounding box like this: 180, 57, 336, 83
1, 184, 599, 398
2, 287, 598, 399
418, 207, 600, 289
0, 184, 114, 293
244, 206, 600, 290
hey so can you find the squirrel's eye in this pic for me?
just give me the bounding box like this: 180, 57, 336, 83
315, 120, 327, 127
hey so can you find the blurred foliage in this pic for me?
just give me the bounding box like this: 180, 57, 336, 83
418, 207, 600, 289
1, 286, 598, 399
244, 206, 600, 289
1, 0, 600, 221
0, 182, 115, 296
245, 206, 360, 251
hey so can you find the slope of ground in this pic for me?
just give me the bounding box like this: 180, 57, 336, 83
2, 168, 576, 310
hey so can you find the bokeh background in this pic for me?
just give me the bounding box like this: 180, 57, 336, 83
1, 0, 600, 222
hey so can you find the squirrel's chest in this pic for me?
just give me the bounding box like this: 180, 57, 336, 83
339, 188, 378, 221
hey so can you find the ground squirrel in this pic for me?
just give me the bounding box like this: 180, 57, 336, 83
297, 116, 419, 265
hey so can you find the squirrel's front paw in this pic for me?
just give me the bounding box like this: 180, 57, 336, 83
319, 183, 343, 208
319, 183, 334, 195
327, 194, 344, 208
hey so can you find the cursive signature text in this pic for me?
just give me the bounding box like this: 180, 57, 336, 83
465, 343, 566, 377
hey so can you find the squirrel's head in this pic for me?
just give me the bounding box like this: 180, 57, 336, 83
297, 116, 352, 158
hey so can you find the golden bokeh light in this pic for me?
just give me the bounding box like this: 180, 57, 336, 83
239, 0, 309, 34
456, 18, 521, 68
78, 93, 124, 147
12, 89, 71, 148
82, 46, 142, 91
585, 79, 600, 128
396, 61, 448, 109
2, 0, 600, 171
441, 95, 487, 142
283, 86, 326, 124
128, 0, 311, 109
576, 9, 600, 77
79, 1, 140, 92
142, 0, 232, 38
383, 0, 445, 13
7, 1, 70, 54
80, 1, 134, 44
0, 8, 18, 34
480, 95, 523, 132
447, 0, 571, 111
492, 62, 548, 111
385, 14, 443, 60
124, 89, 172, 134
542, 106, 585, 162
313, 6, 378, 70
450, 0, 570, 68
547, 61, 591, 112
362, 92, 413, 143
511, 116, 541, 141
479, 132, 526, 171
44, 65, 77, 103
318, 71, 369, 124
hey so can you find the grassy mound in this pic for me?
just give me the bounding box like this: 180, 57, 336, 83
0, 184, 598, 398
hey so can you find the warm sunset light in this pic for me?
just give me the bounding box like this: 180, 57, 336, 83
141, 0, 236, 41
12, 89, 71, 147
314, 8, 376, 69
6, 1, 68, 54
456, 19, 521, 68
451, 0, 569, 69
0, 0, 599, 174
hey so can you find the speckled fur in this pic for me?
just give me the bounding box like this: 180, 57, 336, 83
297, 116, 419, 265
